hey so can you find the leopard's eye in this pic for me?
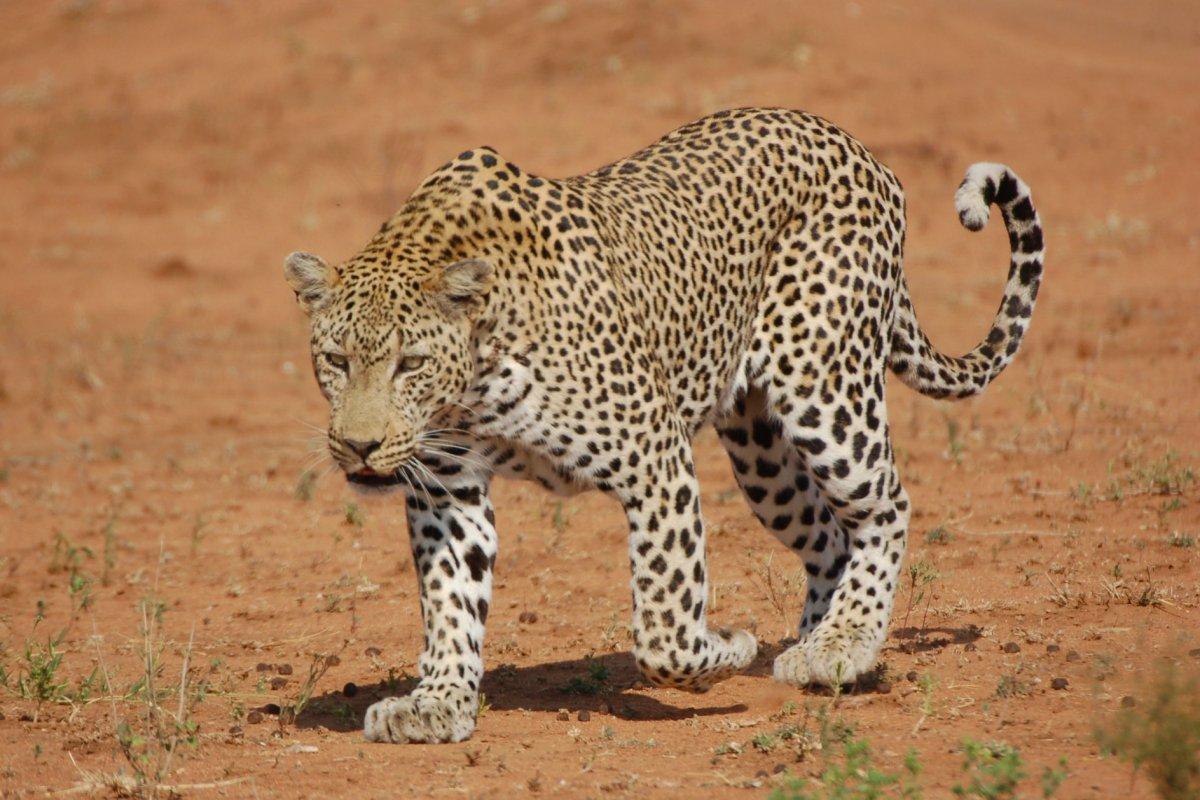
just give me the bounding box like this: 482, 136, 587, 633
397, 355, 426, 374
323, 352, 349, 372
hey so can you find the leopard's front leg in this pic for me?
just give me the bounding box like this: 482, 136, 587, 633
364, 479, 495, 744
622, 430, 758, 692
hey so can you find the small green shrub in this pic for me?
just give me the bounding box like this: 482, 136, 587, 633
1096, 659, 1200, 800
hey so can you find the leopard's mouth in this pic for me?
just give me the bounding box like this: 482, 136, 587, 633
346, 471, 405, 488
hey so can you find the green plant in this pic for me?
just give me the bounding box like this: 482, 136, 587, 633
108, 603, 200, 791
1137, 452, 1194, 496
917, 673, 937, 717
924, 526, 952, 545
190, 512, 208, 556
754, 722, 809, 755
1040, 759, 1069, 798
50, 532, 94, 612
279, 643, 348, 727
995, 672, 1032, 699
1167, 532, 1195, 549
295, 469, 318, 501
562, 658, 609, 695
101, 505, 120, 586
343, 502, 365, 527
943, 413, 965, 464
16, 627, 69, 719
1095, 659, 1200, 800
902, 558, 939, 632
952, 740, 1026, 799
551, 500, 568, 533
770, 735, 922, 800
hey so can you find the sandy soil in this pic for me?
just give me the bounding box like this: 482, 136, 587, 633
1, 1, 1198, 797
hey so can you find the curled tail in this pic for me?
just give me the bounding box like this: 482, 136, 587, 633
889, 163, 1045, 399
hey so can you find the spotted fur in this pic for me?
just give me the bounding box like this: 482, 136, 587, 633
284, 107, 1044, 743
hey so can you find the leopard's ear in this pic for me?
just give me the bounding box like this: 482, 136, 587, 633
422, 258, 494, 319
283, 251, 338, 314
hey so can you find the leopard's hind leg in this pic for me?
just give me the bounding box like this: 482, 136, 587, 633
738, 200, 912, 687
716, 387, 848, 638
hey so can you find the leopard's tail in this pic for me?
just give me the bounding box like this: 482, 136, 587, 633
888, 163, 1045, 399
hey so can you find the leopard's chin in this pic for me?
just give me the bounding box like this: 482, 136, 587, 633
346, 470, 405, 495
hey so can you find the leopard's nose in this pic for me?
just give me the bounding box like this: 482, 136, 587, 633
344, 438, 382, 460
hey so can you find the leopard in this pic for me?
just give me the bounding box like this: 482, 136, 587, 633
283, 107, 1044, 744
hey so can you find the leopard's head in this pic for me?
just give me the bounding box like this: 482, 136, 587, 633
284, 250, 493, 490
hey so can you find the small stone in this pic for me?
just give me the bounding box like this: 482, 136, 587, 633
247, 711, 264, 724
1121, 696, 1136, 708
1051, 677, 1069, 690
270, 677, 289, 690
343, 682, 359, 698
964, 642, 977, 652
327, 655, 341, 666
1001, 642, 1021, 654
906, 671, 919, 683
365, 647, 383, 657
876, 681, 893, 694
228, 725, 244, 736
276, 663, 294, 676
519, 611, 539, 624
1046, 644, 1060, 654
772, 763, 787, 775
19, 713, 33, 722
556, 709, 570, 721
1188, 647, 1200, 659
755, 770, 769, 779
576, 709, 591, 722
255, 662, 273, 672
263, 703, 282, 716
1065, 650, 1081, 663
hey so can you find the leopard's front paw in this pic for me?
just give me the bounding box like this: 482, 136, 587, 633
363, 693, 477, 744
772, 629, 879, 688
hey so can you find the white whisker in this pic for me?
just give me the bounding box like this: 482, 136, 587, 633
412, 459, 451, 503
404, 458, 436, 510
419, 445, 491, 473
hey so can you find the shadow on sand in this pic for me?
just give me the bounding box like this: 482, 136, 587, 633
293, 627, 981, 732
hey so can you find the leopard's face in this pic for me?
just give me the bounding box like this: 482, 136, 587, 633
284, 251, 493, 490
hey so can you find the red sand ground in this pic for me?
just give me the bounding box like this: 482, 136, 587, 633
1, 1, 1197, 797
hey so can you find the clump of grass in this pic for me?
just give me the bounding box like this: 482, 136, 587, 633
1086, 212, 1149, 248
101, 504, 120, 586
943, 413, 965, 463
902, 558, 939, 634
111, 605, 200, 790
752, 722, 810, 755
1138, 452, 1194, 496
551, 500, 569, 533
50, 532, 94, 613
752, 553, 805, 633
770, 733, 922, 800
924, 526, 952, 545
995, 672, 1032, 699
1095, 658, 1200, 800
769, 707, 1065, 799
561, 657, 609, 696
278, 643, 348, 728
295, 469, 317, 501
952, 740, 1026, 799
343, 501, 365, 527
14, 626, 69, 720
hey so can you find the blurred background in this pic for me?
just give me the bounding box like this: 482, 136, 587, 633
0, 1, 1197, 797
